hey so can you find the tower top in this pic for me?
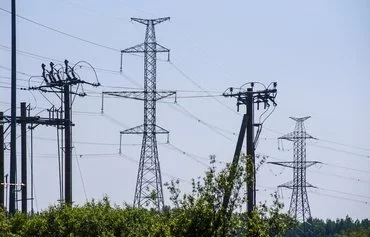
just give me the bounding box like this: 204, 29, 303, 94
131, 17, 170, 25
289, 116, 311, 122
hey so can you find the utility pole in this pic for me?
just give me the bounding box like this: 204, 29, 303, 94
246, 88, 255, 213
64, 84, 72, 204
269, 117, 319, 236
10, 0, 17, 215
29, 60, 100, 205
103, 17, 174, 210
20, 103, 27, 213
222, 82, 277, 216
0, 111, 4, 208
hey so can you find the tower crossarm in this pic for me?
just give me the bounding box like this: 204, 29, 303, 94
120, 124, 169, 135
268, 161, 321, 169
121, 43, 169, 54
131, 17, 170, 26
278, 131, 316, 141
278, 181, 316, 189
290, 116, 311, 122
268, 161, 295, 169
103, 90, 175, 101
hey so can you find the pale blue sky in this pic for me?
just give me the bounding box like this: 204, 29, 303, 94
0, 0, 369, 220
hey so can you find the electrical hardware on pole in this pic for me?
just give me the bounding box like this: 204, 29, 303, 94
28, 60, 100, 206
222, 82, 277, 217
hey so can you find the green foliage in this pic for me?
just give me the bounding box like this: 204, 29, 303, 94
285, 216, 370, 237
164, 155, 294, 236
9, 154, 369, 236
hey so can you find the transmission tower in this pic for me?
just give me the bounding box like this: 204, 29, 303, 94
269, 117, 319, 235
103, 17, 174, 210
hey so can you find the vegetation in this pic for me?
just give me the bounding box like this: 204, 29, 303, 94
0, 155, 367, 236
286, 217, 370, 237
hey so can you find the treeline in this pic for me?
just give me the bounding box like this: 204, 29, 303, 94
0, 203, 368, 237
285, 217, 370, 237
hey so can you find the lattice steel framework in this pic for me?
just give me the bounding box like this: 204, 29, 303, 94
104, 17, 174, 210
270, 117, 319, 223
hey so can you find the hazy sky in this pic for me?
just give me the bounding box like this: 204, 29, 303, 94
0, 0, 369, 220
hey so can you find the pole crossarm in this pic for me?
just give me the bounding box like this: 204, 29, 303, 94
1, 115, 67, 127
223, 88, 277, 111
121, 124, 169, 135
268, 161, 321, 169
103, 90, 175, 101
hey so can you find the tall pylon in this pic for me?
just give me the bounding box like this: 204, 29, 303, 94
269, 117, 319, 233
104, 17, 175, 210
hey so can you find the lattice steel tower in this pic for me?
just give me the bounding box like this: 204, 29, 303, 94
270, 117, 319, 224
104, 17, 174, 210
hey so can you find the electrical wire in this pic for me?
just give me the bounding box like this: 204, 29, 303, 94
0, 46, 231, 99
120, 152, 192, 184
0, 64, 32, 77
168, 103, 236, 143
318, 138, 370, 153
318, 187, 370, 200
308, 143, 370, 159
0, 7, 120, 52
73, 145, 89, 201
161, 143, 209, 168
266, 155, 370, 185
323, 162, 370, 175
169, 61, 240, 117
311, 169, 370, 184
309, 190, 369, 205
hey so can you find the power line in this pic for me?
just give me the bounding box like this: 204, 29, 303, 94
169, 61, 240, 117
0, 7, 120, 52
168, 103, 236, 143
311, 168, 370, 184
120, 152, 192, 184
29, 135, 143, 147
0, 44, 143, 88
309, 190, 369, 205
0, 44, 233, 98
318, 138, 370, 153
309, 143, 370, 159
318, 187, 370, 200
73, 146, 88, 201
161, 143, 209, 168
266, 154, 370, 183
323, 162, 370, 175
0, 65, 32, 77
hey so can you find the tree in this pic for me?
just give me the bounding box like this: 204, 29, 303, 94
165, 155, 295, 236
